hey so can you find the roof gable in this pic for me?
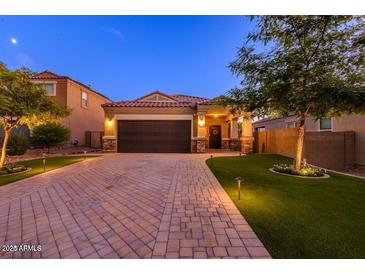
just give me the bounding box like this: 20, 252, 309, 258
31, 70, 111, 101
136, 91, 177, 102
32, 70, 65, 79
101, 91, 219, 108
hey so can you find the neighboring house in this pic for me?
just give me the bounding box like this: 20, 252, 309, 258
101, 90, 253, 153
253, 114, 365, 166
31, 71, 111, 147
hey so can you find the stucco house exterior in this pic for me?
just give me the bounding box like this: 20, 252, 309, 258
102, 91, 253, 153
31, 71, 111, 147
253, 114, 365, 166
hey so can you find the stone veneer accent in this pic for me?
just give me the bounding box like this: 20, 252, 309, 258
240, 136, 254, 153
221, 138, 230, 149
191, 139, 197, 153
229, 138, 240, 151
192, 137, 208, 153
102, 136, 247, 153
103, 136, 117, 152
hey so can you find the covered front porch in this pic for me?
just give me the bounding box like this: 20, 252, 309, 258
191, 104, 254, 153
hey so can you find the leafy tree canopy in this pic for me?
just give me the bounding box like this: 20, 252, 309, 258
0, 62, 71, 167
0, 63, 71, 130
221, 16, 365, 120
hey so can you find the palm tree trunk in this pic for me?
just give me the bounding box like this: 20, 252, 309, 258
294, 118, 306, 170
0, 129, 11, 168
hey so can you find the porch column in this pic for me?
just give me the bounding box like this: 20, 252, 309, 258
103, 113, 117, 152
231, 118, 239, 139
194, 111, 208, 153
240, 113, 254, 153
230, 118, 240, 151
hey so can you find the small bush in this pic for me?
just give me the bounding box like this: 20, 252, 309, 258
273, 163, 325, 177
7, 133, 28, 155
30, 122, 70, 153
0, 163, 27, 175
0, 169, 8, 175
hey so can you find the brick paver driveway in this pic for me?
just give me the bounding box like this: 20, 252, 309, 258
0, 153, 270, 259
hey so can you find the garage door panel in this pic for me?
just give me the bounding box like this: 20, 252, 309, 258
118, 120, 191, 153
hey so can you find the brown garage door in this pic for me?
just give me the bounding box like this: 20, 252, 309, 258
118, 120, 191, 153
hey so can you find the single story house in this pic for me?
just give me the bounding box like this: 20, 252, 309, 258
101, 91, 254, 153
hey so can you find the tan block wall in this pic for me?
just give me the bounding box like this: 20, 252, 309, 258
306, 115, 365, 165
269, 128, 298, 158
255, 128, 298, 157
254, 128, 356, 170
333, 115, 365, 165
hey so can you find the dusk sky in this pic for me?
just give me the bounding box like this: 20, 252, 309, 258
0, 16, 254, 101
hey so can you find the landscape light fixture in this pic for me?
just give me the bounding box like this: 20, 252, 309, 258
235, 176, 243, 200
42, 153, 46, 173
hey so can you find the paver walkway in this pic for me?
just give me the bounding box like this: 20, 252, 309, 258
0, 153, 270, 259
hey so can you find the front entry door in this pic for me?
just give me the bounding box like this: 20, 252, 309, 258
209, 125, 221, 149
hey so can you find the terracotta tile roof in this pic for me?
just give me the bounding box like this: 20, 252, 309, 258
171, 94, 208, 103
136, 90, 178, 102
197, 99, 215, 105
103, 101, 195, 107
31, 70, 65, 79
102, 90, 214, 108
31, 70, 111, 101
196, 96, 223, 105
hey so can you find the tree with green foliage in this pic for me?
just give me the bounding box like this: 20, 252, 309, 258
0, 63, 71, 167
221, 16, 365, 170
30, 122, 71, 153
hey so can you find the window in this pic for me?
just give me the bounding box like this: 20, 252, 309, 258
320, 118, 332, 131
287, 122, 297, 128
254, 127, 265, 132
81, 91, 88, 107
41, 83, 56, 96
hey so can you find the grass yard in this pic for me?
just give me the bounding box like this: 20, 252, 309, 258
0, 156, 98, 187
206, 154, 365, 258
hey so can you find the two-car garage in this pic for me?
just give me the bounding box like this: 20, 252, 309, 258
117, 120, 192, 153
102, 91, 202, 153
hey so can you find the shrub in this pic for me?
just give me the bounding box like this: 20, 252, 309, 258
30, 122, 70, 153
0, 163, 27, 175
273, 163, 325, 177
7, 133, 28, 156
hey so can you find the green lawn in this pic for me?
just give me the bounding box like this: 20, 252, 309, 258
0, 156, 98, 187
206, 154, 365, 258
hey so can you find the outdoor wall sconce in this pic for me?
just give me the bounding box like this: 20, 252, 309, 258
107, 118, 114, 126
198, 114, 205, 127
